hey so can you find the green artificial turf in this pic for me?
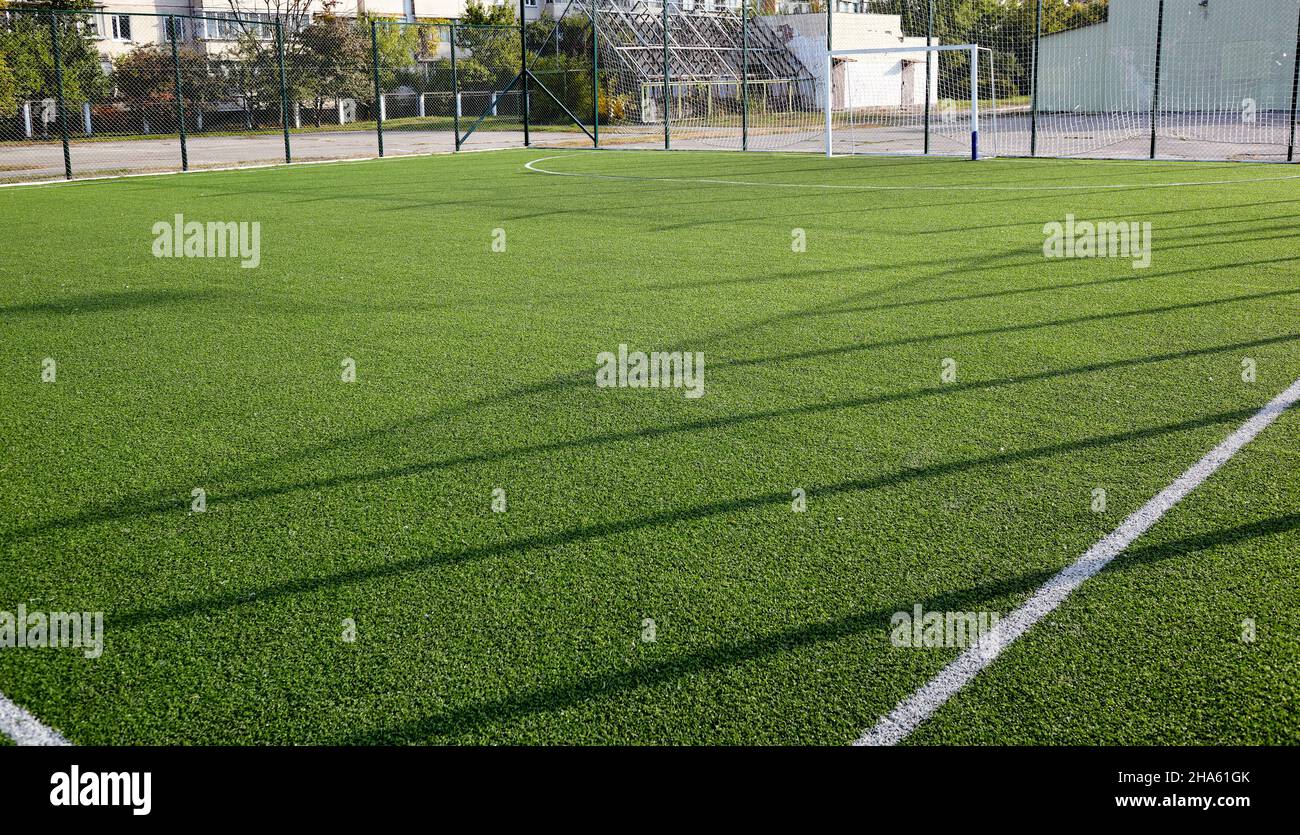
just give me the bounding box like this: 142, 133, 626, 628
0, 149, 1296, 745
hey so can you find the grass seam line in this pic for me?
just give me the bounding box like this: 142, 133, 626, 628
855, 375, 1300, 747
0, 691, 71, 746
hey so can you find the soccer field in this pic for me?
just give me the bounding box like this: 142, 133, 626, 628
0, 149, 1297, 745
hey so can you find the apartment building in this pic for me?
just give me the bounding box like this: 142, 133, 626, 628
72, 0, 834, 62
66, 0, 852, 65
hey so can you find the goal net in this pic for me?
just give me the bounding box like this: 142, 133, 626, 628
826, 44, 998, 160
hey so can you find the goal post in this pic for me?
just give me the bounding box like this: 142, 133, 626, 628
825, 43, 990, 161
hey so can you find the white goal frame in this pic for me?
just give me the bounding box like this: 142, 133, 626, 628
825, 44, 986, 161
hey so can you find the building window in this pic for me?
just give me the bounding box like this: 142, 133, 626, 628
201, 13, 276, 41
110, 14, 131, 41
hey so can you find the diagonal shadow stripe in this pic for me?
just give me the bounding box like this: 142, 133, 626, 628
334, 512, 1300, 744
104, 407, 1257, 632
9, 333, 1292, 544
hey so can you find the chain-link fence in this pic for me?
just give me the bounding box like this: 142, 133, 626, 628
0, 7, 544, 183
374, 21, 456, 156
540, 0, 1300, 162
2, 1, 1298, 183
851, 0, 1300, 162
573, 1, 827, 152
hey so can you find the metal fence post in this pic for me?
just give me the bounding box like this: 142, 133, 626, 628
1289, 1, 1300, 162
519, 0, 531, 147
276, 21, 292, 164
591, 1, 599, 148
1030, 0, 1042, 157
741, 1, 749, 151
1149, 0, 1165, 160
451, 21, 462, 150
168, 17, 189, 172
371, 18, 384, 157
48, 11, 72, 180
924, 0, 933, 155
662, 0, 670, 150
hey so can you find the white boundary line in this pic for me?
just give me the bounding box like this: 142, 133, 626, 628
857, 377, 1300, 746
0, 691, 71, 746
524, 153, 1300, 191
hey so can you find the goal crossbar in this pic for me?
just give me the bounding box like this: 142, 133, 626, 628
825, 43, 985, 161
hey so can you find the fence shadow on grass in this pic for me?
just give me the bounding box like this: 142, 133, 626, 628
7, 331, 1296, 549
103, 405, 1262, 633
5, 243, 1294, 554
337, 511, 1300, 744
720, 287, 1300, 373
916, 198, 1300, 237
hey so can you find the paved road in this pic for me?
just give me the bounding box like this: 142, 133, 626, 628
0, 127, 595, 183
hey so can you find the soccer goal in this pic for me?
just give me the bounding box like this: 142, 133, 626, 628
825, 44, 996, 161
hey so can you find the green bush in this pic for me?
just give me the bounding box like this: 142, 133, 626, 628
527, 53, 593, 127
0, 4, 108, 108
0, 52, 18, 118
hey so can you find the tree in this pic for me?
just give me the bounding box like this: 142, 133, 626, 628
292, 9, 372, 126
211, 0, 313, 128
218, 0, 424, 127
456, 0, 520, 71
460, 0, 516, 29
369, 14, 424, 91
388, 23, 449, 97
0, 1, 11, 117
0, 51, 18, 118
0, 0, 108, 130
1040, 0, 1108, 36
228, 28, 287, 129
112, 42, 221, 131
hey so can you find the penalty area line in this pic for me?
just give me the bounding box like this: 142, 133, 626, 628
857, 376, 1300, 746
0, 691, 71, 746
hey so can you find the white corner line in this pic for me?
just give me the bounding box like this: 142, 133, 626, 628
856, 376, 1300, 746
0, 691, 71, 746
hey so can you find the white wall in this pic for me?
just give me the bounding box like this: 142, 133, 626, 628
1038, 0, 1297, 113
763, 11, 937, 111
833, 48, 935, 110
